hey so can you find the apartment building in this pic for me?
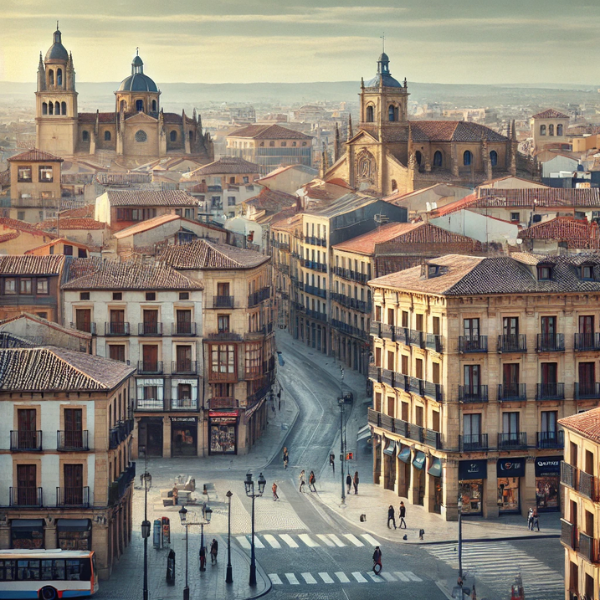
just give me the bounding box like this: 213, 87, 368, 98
0, 346, 135, 579
61, 261, 204, 459
368, 253, 600, 521
560, 407, 600, 600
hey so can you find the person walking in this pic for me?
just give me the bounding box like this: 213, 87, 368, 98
272, 482, 279, 501
199, 545, 206, 571
387, 505, 397, 529
372, 546, 383, 575
330, 453, 335, 474
210, 539, 218, 565
532, 508, 540, 532
299, 470, 306, 493
309, 471, 317, 492
283, 447, 289, 469
527, 507, 534, 531
399, 502, 407, 529
346, 472, 352, 495
353, 471, 359, 495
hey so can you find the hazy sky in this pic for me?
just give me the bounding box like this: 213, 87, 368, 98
1, 0, 598, 85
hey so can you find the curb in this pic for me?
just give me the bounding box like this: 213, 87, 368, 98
227, 537, 273, 600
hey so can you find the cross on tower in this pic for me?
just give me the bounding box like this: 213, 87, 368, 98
136, 47, 139, 56
380, 32, 385, 53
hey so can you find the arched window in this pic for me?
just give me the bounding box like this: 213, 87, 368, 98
490, 150, 498, 167
189, 131, 193, 142
82, 130, 89, 141
540, 125, 546, 136
170, 130, 177, 142
48, 101, 54, 115
42, 102, 48, 115
557, 124, 563, 136
104, 131, 111, 141
152, 100, 157, 112
61, 102, 67, 115
433, 150, 442, 167
136, 99, 144, 112
48, 70, 54, 86
57, 68, 62, 87
415, 151, 422, 165
55, 102, 60, 115
366, 105, 374, 122
388, 105, 395, 122
463, 150, 473, 166
120, 100, 126, 112
549, 124, 554, 136
391, 179, 397, 191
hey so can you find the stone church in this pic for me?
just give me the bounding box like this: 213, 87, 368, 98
326, 52, 520, 196
35, 27, 213, 166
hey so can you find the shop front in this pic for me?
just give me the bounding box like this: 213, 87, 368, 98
458, 459, 487, 515
57, 519, 91, 551
383, 439, 396, 491
11, 519, 44, 549
171, 417, 198, 457
413, 451, 426, 506
397, 446, 411, 497
427, 457, 443, 514
138, 417, 164, 457
535, 456, 562, 512
209, 410, 239, 454
497, 457, 525, 514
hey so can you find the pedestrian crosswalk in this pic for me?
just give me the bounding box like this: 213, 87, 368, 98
268, 570, 424, 586
425, 541, 564, 600
235, 531, 380, 550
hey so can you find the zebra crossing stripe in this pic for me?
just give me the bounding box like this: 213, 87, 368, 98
381, 572, 396, 582
280, 534, 299, 548
344, 534, 364, 547
335, 571, 350, 583
394, 571, 410, 582
361, 533, 380, 546
328, 534, 346, 547
299, 533, 319, 547
352, 572, 368, 582
367, 572, 383, 582
301, 572, 317, 584
269, 574, 283, 585
406, 571, 423, 582
319, 572, 334, 583
316, 534, 336, 547
263, 534, 281, 549
285, 573, 299, 585
236, 536, 251, 550
250, 536, 265, 549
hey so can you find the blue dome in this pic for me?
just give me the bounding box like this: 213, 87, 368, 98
45, 29, 68, 62
119, 73, 158, 92
365, 52, 403, 88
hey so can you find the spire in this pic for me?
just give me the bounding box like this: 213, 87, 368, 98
512, 119, 517, 141
37, 52, 46, 92
347, 114, 353, 141
333, 123, 340, 162
38, 52, 44, 71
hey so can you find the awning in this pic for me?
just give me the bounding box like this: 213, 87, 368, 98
357, 425, 371, 441
398, 447, 411, 464
427, 457, 442, 478
11, 519, 44, 530
413, 451, 426, 470
57, 519, 91, 532
383, 440, 395, 456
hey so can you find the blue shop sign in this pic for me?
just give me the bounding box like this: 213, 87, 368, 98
497, 457, 526, 478
459, 459, 487, 480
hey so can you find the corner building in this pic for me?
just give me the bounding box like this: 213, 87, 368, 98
368, 253, 600, 521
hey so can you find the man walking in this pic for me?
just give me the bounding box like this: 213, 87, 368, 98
387, 505, 397, 529
309, 471, 317, 492
372, 546, 383, 575
353, 471, 359, 495
330, 453, 335, 474
346, 472, 352, 495
299, 470, 306, 493
283, 447, 289, 469
272, 482, 279, 501
210, 539, 218, 565
399, 501, 407, 529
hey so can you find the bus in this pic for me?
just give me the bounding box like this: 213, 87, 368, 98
0, 549, 98, 599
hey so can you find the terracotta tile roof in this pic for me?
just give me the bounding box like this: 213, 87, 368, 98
559, 407, 600, 443
62, 260, 202, 290
78, 112, 116, 124
410, 121, 508, 143
24, 238, 95, 255
0, 255, 65, 275
244, 188, 297, 214
105, 190, 197, 207
532, 109, 569, 119
519, 217, 600, 248
271, 212, 303, 232
333, 223, 423, 255
257, 164, 317, 181
55, 218, 105, 231
0, 347, 133, 391
7, 148, 63, 162
63, 257, 104, 283
190, 157, 260, 176
476, 188, 600, 208
0, 312, 91, 340
228, 124, 312, 140
430, 193, 478, 216
0, 217, 57, 238
0, 231, 20, 244
60, 205, 95, 219
160, 239, 269, 270
113, 214, 181, 238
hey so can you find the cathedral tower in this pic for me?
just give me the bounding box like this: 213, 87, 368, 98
115, 51, 161, 114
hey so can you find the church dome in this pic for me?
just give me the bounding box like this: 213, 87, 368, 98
118, 53, 158, 92
45, 28, 68, 63
365, 52, 402, 88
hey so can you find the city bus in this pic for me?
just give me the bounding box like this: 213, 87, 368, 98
0, 549, 98, 599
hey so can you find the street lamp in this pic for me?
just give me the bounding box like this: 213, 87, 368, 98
226, 490, 233, 584
141, 472, 152, 600
244, 472, 266, 586
199, 505, 212, 572
457, 489, 463, 593
339, 366, 346, 505
179, 504, 212, 600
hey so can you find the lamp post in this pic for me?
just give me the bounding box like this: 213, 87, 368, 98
179, 504, 212, 600
339, 366, 346, 505
244, 472, 266, 586
226, 490, 233, 584
141, 472, 152, 600
457, 489, 463, 593
199, 505, 212, 572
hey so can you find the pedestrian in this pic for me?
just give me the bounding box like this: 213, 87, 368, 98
202, 500, 207, 520
199, 545, 206, 571
299, 470, 306, 493
283, 447, 289, 469
272, 482, 279, 501
330, 453, 335, 474
372, 546, 382, 575
399, 501, 407, 529
210, 539, 218, 565
172, 486, 178, 506
353, 471, 359, 495
346, 472, 352, 495
532, 508, 540, 532
387, 505, 397, 529
527, 507, 534, 531
309, 470, 317, 492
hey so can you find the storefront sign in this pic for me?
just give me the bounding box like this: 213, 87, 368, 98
170, 417, 196, 422
535, 456, 562, 476
413, 451, 426, 470
209, 411, 240, 418
210, 416, 238, 424
497, 457, 526, 477
459, 459, 487, 480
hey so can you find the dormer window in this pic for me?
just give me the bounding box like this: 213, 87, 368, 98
581, 264, 595, 281
422, 263, 441, 279
537, 265, 553, 281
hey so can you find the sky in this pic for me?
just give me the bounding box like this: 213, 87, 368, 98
1, 0, 599, 85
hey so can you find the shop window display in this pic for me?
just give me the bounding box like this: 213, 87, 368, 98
497, 477, 520, 512
210, 424, 236, 453
459, 480, 483, 515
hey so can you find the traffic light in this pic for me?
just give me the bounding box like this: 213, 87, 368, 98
346, 452, 354, 460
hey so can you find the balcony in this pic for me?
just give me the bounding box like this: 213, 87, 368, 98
536, 333, 565, 352
458, 335, 488, 353
136, 397, 166, 411
580, 471, 600, 502
305, 285, 327, 299
307, 309, 327, 323
424, 429, 442, 450
381, 368, 394, 387
213, 295, 234, 308
459, 433, 489, 452
536, 382, 565, 401
105, 321, 130, 336
108, 464, 136, 506
424, 381, 443, 402
497, 432, 528, 450
409, 377, 425, 396
370, 321, 381, 338
109, 421, 130, 449
579, 532, 600, 563
170, 397, 199, 411
561, 519, 577, 551
206, 331, 243, 342
9, 487, 43, 507
137, 361, 163, 375
408, 424, 424, 443
497, 383, 527, 402
172, 360, 197, 375
574, 332, 600, 352
537, 430, 564, 449
426, 333, 444, 353
248, 286, 271, 307
394, 326, 408, 344
56, 486, 89, 508
458, 385, 489, 403
208, 368, 238, 383
57, 430, 89, 451
368, 365, 381, 382
209, 397, 238, 410
575, 382, 600, 400
138, 322, 163, 336
367, 409, 410, 438
395, 373, 410, 392
247, 383, 271, 406
561, 461, 577, 489
330, 292, 369, 313
408, 329, 425, 348
71, 321, 97, 335
172, 322, 197, 336
10, 430, 42, 451
498, 334, 527, 353
304, 260, 327, 273
331, 266, 367, 283
381, 323, 394, 340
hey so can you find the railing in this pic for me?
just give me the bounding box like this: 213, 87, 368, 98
331, 319, 368, 340
207, 368, 238, 383
248, 287, 271, 307
537, 333, 565, 352
368, 365, 381, 382
574, 332, 600, 352
331, 266, 367, 283
137, 361, 163, 375
395, 373, 410, 392
305, 285, 327, 299
381, 323, 394, 340
172, 322, 197, 336
497, 432, 527, 449
105, 322, 130, 336
536, 383, 565, 401
247, 384, 271, 406
370, 321, 381, 338
580, 471, 600, 502
9, 487, 43, 507
408, 329, 425, 348
498, 334, 527, 353
561, 519, 577, 550
304, 260, 327, 273
426, 333, 444, 352
209, 397, 238, 410
497, 383, 527, 402
108, 463, 136, 506
71, 321, 97, 335
459, 434, 488, 451
458, 335, 488, 353
458, 385, 488, 403
579, 532, 600, 563
410, 377, 425, 396
170, 398, 199, 411
206, 331, 243, 342
424, 429, 442, 450
172, 360, 197, 375
394, 326, 407, 344
329, 292, 370, 313
56, 486, 89, 508
109, 421, 130, 449
381, 369, 394, 387
213, 295, 234, 308
537, 430, 564, 449
57, 430, 89, 451
135, 397, 165, 411
575, 382, 600, 400
424, 381, 443, 402
10, 430, 42, 451
138, 322, 163, 336
408, 424, 424, 443
561, 461, 577, 489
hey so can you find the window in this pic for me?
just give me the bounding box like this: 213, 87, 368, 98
463, 318, 479, 339
39, 166, 53, 182
17, 211, 25, 220
61, 101, 67, 115
541, 411, 557, 434
464, 365, 480, 394
82, 131, 89, 141
292, 141, 297, 147
510, 212, 520, 222
36, 312, 47, 319
80, 292, 90, 301
243, 176, 249, 184
170, 130, 177, 142
503, 316, 519, 336
228, 196, 236, 206
302, 142, 307, 147
17, 166, 32, 182
502, 412, 520, 437
49, 101, 54, 115
109, 345, 125, 362
388, 105, 395, 121
366, 105, 374, 122
36, 278, 49, 294
75, 308, 92, 333
490, 150, 498, 167
5, 278, 16, 294
537, 265, 552, 280
179, 292, 189, 300
48, 70, 54, 86
557, 124, 563, 136
55, 102, 61, 115
415, 314, 424, 331
142, 345, 159, 371
57, 68, 63, 86
152, 100, 157, 112
540, 125, 546, 136
401, 355, 409, 375
581, 264, 594, 280
135, 130, 147, 142
549, 124, 554, 136
176, 345, 192, 372
136, 100, 144, 112
463, 413, 482, 441
20, 279, 32, 294
218, 315, 230, 333
415, 358, 423, 379
42, 102, 48, 115
463, 150, 473, 166
62, 244, 73, 256
145, 292, 156, 301
433, 150, 442, 167
401, 310, 409, 328
281, 142, 286, 147
104, 131, 111, 141
210, 344, 236, 374
245, 342, 262, 376
269, 141, 275, 147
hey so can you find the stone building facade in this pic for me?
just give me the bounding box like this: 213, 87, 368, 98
531, 109, 570, 153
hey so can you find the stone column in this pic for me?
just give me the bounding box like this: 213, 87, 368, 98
442, 460, 459, 521
484, 458, 499, 518
92, 518, 110, 580
523, 457, 537, 517
44, 523, 58, 549
407, 451, 420, 505
163, 416, 171, 458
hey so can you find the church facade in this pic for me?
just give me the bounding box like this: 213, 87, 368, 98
35, 28, 213, 166
326, 53, 520, 196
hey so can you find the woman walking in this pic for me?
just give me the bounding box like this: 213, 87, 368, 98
272, 482, 279, 501
283, 447, 289, 469
346, 472, 352, 495
309, 471, 317, 492
372, 546, 383, 575
210, 539, 218, 565
353, 471, 359, 495
387, 505, 397, 529
299, 470, 306, 493
399, 501, 407, 529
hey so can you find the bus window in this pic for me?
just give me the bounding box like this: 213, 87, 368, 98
18, 559, 40, 580
67, 559, 81, 580
80, 558, 91, 581
0, 559, 15, 580
42, 559, 53, 580
53, 559, 65, 580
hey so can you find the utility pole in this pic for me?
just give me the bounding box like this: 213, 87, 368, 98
340, 366, 345, 504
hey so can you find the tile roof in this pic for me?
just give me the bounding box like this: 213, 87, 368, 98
333, 222, 423, 255
7, 149, 63, 162
62, 260, 202, 290
0, 217, 58, 238
559, 407, 600, 444
0, 312, 92, 340
476, 188, 600, 208
257, 164, 317, 181
0, 231, 20, 244
309, 193, 381, 218
0, 255, 65, 275
104, 190, 198, 207
369, 253, 600, 296
160, 239, 269, 270
78, 112, 116, 124
430, 193, 478, 216
113, 214, 181, 238
189, 157, 260, 176
519, 217, 600, 249
532, 109, 569, 119
42, 218, 105, 231
228, 124, 312, 140
410, 121, 508, 143
271, 212, 303, 232
0, 347, 133, 391
60, 205, 95, 219
244, 188, 298, 213
24, 238, 95, 255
